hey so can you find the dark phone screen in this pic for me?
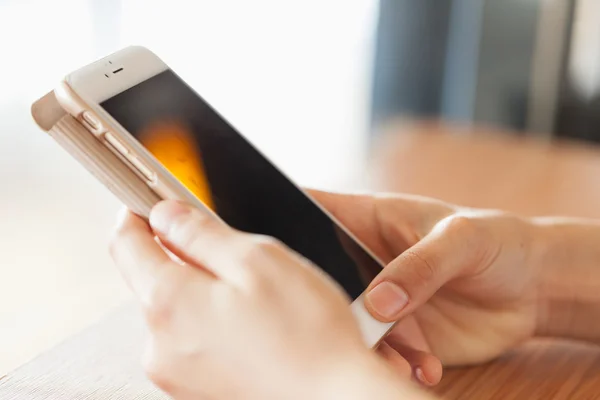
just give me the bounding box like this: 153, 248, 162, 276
101, 69, 382, 299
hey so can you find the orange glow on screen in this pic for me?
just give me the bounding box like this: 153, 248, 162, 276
138, 121, 215, 210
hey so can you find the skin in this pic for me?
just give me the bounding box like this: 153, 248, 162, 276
311, 191, 540, 367
310, 190, 600, 367
110, 192, 600, 399
110, 202, 434, 400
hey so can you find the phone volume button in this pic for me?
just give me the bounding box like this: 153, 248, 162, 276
104, 133, 129, 155
82, 111, 101, 131
128, 155, 156, 182
103, 133, 155, 182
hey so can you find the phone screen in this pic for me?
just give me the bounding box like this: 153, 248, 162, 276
100, 69, 383, 299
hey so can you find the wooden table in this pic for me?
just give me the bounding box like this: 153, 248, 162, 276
3, 121, 600, 399
434, 340, 600, 399
369, 120, 600, 218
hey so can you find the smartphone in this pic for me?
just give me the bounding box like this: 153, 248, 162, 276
54, 46, 394, 348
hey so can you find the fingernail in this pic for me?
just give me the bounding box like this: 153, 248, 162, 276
366, 281, 409, 320
150, 201, 192, 235
415, 367, 433, 386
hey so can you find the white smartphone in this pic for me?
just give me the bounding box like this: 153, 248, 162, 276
54, 45, 394, 348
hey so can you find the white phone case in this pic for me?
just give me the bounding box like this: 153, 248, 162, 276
31, 88, 394, 349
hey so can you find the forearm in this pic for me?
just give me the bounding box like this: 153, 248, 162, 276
533, 217, 600, 343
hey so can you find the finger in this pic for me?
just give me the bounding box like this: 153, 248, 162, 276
365, 215, 487, 322
394, 343, 442, 386
306, 190, 386, 257
386, 318, 442, 386
149, 200, 256, 286
110, 208, 200, 304
387, 315, 431, 353
306, 189, 376, 230
376, 341, 412, 378
307, 189, 454, 263
149, 201, 224, 269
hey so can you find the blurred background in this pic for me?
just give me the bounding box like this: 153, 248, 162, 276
1, 0, 600, 375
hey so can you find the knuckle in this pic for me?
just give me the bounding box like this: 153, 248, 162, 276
443, 214, 479, 238
253, 234, 282, 250
401, 249, 436, 286
239, 235, 280, 264
443, 214, 488, 253
170, 214, 215, 251
235, 235, 282, 288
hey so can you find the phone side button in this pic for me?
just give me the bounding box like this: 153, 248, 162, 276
129, 155, 156, 182
104, 133, 129, 156
82, 111, 102, 132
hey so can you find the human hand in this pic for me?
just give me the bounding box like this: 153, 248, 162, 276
109, 201, 433, 400
311, 190, 542, 368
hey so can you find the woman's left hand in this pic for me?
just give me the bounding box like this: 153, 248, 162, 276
109, 201, 438, 400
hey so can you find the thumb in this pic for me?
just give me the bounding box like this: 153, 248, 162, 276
364, 215, 486, 322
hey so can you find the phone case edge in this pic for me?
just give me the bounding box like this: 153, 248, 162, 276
31, 91, 161, 218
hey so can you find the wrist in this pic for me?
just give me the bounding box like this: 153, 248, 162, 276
529, 218, 560, 339
530, 217, 600, 342
315, 350, 432, 400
